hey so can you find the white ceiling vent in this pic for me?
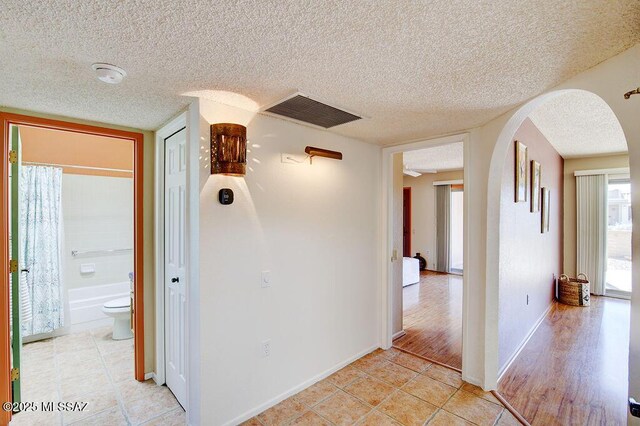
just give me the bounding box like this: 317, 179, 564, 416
262, 93, 362, 129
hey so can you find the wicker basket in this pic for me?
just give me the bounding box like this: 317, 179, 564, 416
558, 273, 590, 307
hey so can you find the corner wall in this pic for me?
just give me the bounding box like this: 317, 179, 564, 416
197, 99, 381, 425
563, 154, 629, 277
498, 118, 563, 371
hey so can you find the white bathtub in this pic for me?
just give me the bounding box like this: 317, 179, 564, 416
68, 281, 130, 330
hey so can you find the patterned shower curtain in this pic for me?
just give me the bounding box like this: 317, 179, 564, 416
20, 166, 64, 336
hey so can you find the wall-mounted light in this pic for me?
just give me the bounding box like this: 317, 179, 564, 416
211, 123, 247, 176
304, 146, 343, 164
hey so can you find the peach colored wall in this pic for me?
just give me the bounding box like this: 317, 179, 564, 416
498, 118, 563, 372
18, 125, 133, 178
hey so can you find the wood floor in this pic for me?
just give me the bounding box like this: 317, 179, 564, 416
499, 296, 630, 426
394, 271, 463, 370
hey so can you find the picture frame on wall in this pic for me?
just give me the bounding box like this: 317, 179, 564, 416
515, 141, 528, 202
541, 187, 550, 233
531, 160, 541, 212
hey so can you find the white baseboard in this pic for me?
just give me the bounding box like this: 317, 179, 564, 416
497, 302, 553, 381
145, 372, 156, 381
392, 330, 406, 340
224, 344, 379, 426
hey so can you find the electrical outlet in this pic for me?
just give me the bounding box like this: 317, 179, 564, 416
261, 271, 271, 288
261, 340, 271, 358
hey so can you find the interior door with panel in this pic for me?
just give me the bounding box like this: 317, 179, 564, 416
164, 128, 187, 407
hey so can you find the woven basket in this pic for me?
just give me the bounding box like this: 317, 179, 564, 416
558, 273, 590, 307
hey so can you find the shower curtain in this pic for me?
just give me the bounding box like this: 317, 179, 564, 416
20, 166, 64, 337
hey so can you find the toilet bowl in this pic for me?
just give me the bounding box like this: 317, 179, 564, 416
102, 297, 133, 340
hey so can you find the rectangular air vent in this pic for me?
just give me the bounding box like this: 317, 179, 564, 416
263, 93, 361, 129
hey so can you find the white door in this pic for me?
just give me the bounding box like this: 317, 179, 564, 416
164, 128, 187, 407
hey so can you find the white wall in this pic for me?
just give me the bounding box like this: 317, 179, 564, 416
62, 174, 133, 289
403, 170, 464, 270
196, 99, 381, 425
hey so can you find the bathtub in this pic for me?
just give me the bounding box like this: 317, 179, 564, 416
68, 281, 130, 331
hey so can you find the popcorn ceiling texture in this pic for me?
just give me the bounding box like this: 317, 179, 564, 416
528, 91, 628, 158
0, 1, 638, 145
403, 142, 463, 172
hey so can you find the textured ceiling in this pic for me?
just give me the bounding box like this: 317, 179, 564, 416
403, 143, 464, 172
529, 91, 628, 158
0, 1, 638, 145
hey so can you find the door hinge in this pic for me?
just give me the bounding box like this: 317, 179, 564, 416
9, 260, 18, 274
10, 368, 19, 382
8, 150, 17, 164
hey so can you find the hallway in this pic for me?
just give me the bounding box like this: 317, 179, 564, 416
499, 297, 629, 425
394, 271, 463, 370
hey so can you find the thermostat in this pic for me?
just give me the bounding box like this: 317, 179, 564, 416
218, 188, 234, 205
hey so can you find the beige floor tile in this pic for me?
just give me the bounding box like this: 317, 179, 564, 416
391, 353, 431, 373
125, 394, 179, 424
377, 390, 437, 426
95, 337, 134, 356
326, 366, 366, 388
257, 396, 307, 425
366, 361, 417, 388
350, 354, 387, 373
70, 406, 128, 426
442, 390, 503, 426
355, 410, 402, 426
372, 348, 402, 360
239, 418, 263, 426
117, 378, 166, 402
496, 408, 521, 426
343, 376, 395, 407
57, 347, 101, 365
9, 409, 61, 426
426, 409, 474, 425
142, 407, 187, 425
294, 379, 338, 407
460, 382, 501, 405
62, 387, 118, 424
402, 374, 457, 407
290, 410, 331, 425
423, 364, 463, 388
60, 370, 111, 400
313, 390, 371, 425
60, 358, 105, 381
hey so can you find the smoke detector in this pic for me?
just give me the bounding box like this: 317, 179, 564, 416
91, 63, 127, 84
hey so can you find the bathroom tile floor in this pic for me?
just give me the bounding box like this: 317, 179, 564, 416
9, 326, 185, 426
245, 348, 521, 426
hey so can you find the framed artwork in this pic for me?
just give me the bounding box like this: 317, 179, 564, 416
531, 160, 541, 212
541, 187, 550, 233
515, 141, 528, 202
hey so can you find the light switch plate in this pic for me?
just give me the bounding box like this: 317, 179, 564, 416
261, 271, 271, 288
80, 263, 95, 274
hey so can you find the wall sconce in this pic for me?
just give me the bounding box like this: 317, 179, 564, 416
304, 146, 343, 164
211, 123, 247, 176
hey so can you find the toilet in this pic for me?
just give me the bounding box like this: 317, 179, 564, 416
102, 297, 133, 340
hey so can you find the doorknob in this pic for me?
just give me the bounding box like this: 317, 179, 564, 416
171, 277, 179, 283
630, 398, 640, 417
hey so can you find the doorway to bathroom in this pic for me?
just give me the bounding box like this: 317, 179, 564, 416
0, 113, 153, 424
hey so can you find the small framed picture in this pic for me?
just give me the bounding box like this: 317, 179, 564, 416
541, 187, 550, 233
531, 160, 541, 212
515, 141, 528, 202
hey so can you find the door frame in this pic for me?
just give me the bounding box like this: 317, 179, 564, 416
153, 112, 187, 387
381, 132, 472, 379
0, 112, 145, 424
402, 187, 412, 257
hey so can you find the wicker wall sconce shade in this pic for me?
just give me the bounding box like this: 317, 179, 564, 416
211, 123, 247, 176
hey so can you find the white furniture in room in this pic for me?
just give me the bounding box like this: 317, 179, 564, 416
403, 257, 420, 287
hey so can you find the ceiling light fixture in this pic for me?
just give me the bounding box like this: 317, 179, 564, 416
91, 63, 127, 84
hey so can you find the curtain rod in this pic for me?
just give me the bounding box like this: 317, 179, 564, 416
22, 161, 132, 173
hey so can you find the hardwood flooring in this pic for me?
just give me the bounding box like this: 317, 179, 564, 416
498, 296, 630, 426
393, 271, 463, 370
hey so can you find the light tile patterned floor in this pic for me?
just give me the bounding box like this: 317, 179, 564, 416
9, 327, 185, 426
245, 348, 521, 426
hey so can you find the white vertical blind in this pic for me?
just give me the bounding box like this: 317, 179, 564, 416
435, 184, 451, 273
576, 174, 607, 295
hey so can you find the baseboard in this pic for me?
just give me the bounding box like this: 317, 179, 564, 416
498, 302, 554, 381
392, 330, 406, 340
224, 344, 379, 426
145, 372, 155, 381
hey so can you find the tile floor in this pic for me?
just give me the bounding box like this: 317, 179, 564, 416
245, 348, 521, 426
9, 326, 185, 425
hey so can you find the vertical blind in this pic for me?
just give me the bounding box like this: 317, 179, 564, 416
576, 174, 607, 295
